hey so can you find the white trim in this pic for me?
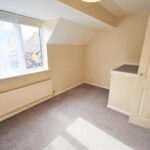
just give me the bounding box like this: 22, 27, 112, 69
111, 71, 138, 78
107, 105, 130, 116
54, 82, 84, 96
85, 82, 109, 90
0, 69, 50, 80
125, 63, 139, 66
0, 10, 43, 27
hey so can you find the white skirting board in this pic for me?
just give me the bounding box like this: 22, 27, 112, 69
107, 105, 130, 116
54, 82, 84, 96
54, 82, 108, 97
85, 82, 110, 90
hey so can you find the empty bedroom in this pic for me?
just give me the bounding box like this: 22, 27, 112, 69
0, 0, 150, 150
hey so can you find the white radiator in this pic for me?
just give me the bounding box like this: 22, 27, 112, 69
0, 79, 53, 121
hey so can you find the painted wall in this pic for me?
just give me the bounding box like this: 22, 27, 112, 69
85, 13, 148, 89
48, 44, 85, 94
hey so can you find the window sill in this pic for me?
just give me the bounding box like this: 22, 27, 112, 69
0, 68, 50, 80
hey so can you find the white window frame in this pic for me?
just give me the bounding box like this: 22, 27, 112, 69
0, 20, 48, 80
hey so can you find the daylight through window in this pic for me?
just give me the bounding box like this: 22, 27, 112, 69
0, 20, 47, 79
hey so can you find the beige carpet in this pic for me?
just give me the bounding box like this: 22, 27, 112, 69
0, 84, 150, 150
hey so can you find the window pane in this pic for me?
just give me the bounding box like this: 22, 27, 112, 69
0, 20, 47, 79
21, 25, 43, 69
0, 21, 20, 75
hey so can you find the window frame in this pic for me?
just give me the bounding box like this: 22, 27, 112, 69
0, 20, 48, 80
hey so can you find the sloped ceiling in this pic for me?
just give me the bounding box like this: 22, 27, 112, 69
48, 18, 98, 45
0, 0, 110, 29
99, 0, 150, 16
59, 0, 117, 27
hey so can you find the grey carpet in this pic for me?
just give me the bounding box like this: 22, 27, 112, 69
0, 84, 150, 150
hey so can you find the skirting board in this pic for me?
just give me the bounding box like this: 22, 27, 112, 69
54, 82, 84, 96
85, 82, 110, 90
107, 105, 130, 116
54, 82, 108, 97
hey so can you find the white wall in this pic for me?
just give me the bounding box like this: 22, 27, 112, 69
84, 13, 148, 88
48, 44, 85, 94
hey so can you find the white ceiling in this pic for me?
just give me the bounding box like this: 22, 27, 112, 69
0, 0, 108, 29
0, 0, 149, 28
99, 0, 150, 16
48, 18, 98, 45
